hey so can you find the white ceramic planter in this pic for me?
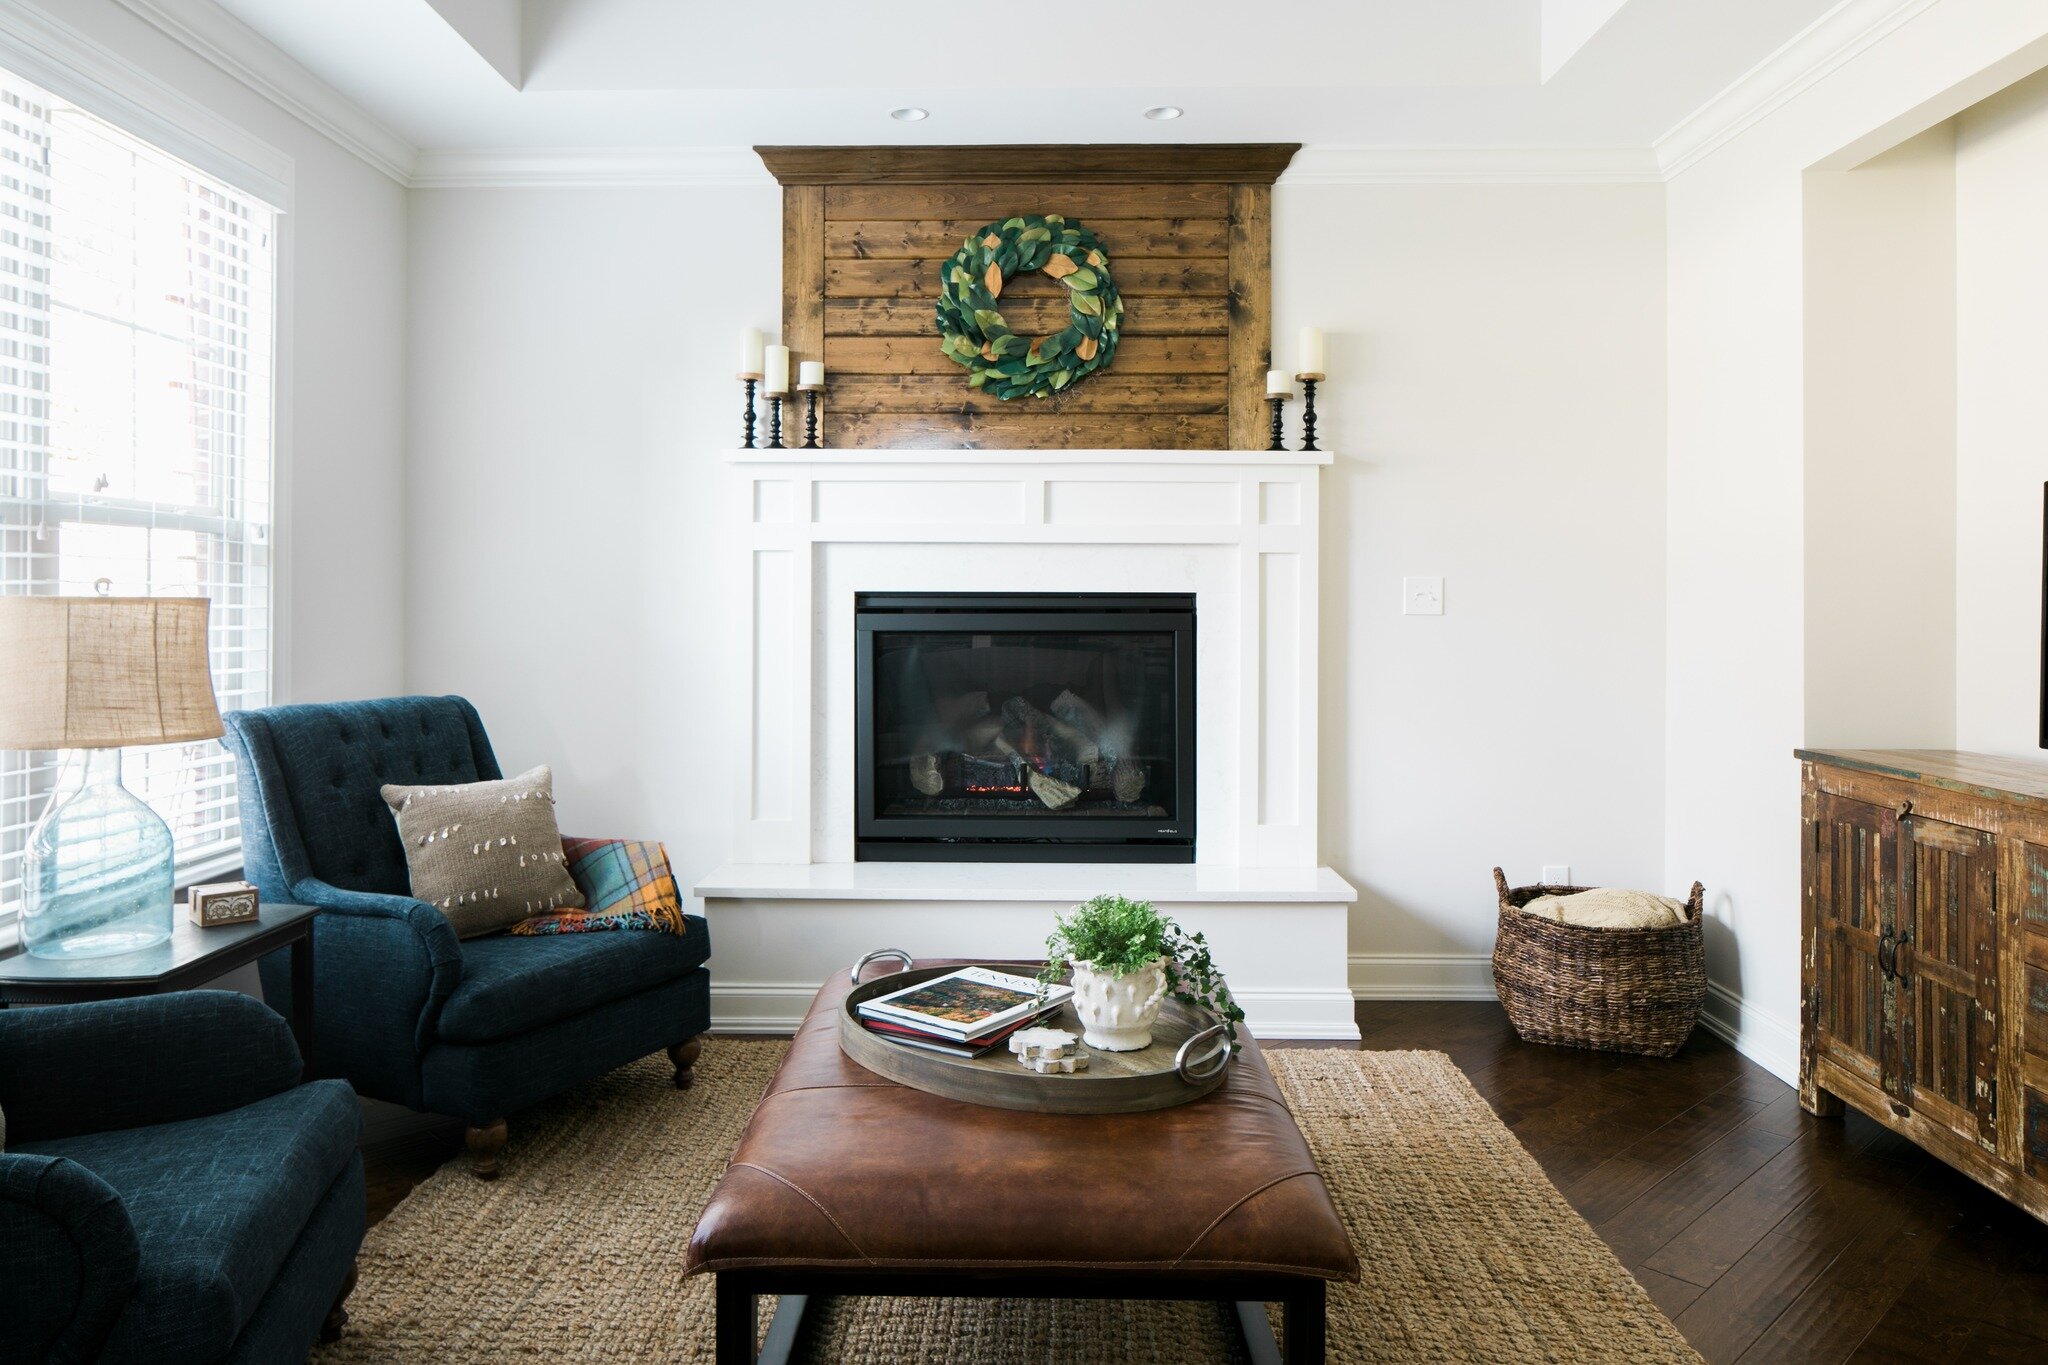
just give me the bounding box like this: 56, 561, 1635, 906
1068, 956, 1169, 1051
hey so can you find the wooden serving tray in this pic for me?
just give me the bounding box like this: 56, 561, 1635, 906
837, 961, 1232, 1115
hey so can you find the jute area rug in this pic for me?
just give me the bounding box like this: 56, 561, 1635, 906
318, 1040, 1698, 1363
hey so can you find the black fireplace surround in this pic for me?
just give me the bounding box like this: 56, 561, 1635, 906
855, 592, 1195, 862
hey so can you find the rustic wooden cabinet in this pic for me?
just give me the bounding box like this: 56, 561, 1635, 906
1800, 750, 2048, 1223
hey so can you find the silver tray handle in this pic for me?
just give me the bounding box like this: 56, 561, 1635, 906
1175, 1023, 1231, 1084
851, 948, 914, 985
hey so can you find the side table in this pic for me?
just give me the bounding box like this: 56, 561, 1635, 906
0, 903, 318, 1066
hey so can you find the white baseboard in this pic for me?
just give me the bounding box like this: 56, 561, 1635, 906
710, 981, 1362, 1042
1348, 952, 1497, 1001
1697, 982, 1799, 1085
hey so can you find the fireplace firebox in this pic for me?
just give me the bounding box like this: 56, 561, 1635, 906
855, 593, 1195, 862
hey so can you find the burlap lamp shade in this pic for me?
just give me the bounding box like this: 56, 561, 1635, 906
0, 596, 224, 750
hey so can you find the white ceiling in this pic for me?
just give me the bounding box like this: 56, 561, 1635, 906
198, 0, 1842, 153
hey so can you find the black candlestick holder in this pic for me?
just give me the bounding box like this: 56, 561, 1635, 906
1295, 372, 1324, 452
737, 373, 761, 448
766, 394, 786, 449
799, 385, 822, 449
1266, 394, 1289, 451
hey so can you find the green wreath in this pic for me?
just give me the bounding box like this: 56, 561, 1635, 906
934, 214, 1124, 400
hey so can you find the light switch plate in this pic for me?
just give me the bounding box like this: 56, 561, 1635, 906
1402, 576, 1444, 615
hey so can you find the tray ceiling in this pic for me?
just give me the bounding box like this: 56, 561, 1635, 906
200, 0, 1841, 152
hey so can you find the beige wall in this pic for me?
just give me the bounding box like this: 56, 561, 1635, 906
1955, 68, 2048, 756
1802, 123, 1957, 749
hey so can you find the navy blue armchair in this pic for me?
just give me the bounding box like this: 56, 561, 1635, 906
0, 992, 362, 1363
221, 696, 711, 1177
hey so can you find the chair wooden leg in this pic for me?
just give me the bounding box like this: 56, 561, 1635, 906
668, 1037, 704, 1090
320, 1262, 358, 1343
466, 1119, 508, 1180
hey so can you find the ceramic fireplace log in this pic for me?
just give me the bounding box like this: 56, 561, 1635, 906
908, 752, 945, 796
986, 735, 1084, 810
1002, 695, 1100, 766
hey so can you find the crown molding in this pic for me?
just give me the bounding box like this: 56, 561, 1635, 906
1281, 145, 1661, 184
409, 146, 772, 189
111, 0, 416, 185
0, 0, 292, 205
1654, 0, 1944, 177
417, 144, 1662, 189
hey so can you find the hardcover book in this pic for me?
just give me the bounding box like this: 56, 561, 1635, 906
856, 966, 1071, 1041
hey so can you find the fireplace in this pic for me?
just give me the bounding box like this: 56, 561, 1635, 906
855, 592, 1196, 862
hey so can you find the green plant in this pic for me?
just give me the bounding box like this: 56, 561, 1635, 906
934, 213, 1124, 401
1041, 894, 1246, 1047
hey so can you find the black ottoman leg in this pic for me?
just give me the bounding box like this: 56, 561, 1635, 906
715, 1273, 757, 1364
1283, 1281, 1326, 1364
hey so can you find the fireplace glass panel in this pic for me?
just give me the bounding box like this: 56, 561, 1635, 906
856, 594, 1194, 861
872, 629, 1177, 819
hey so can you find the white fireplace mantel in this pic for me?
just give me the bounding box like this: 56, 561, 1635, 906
697, 446, 1359, 1040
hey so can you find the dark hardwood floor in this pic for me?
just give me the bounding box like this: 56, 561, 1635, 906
361, 1002, 2048, 1363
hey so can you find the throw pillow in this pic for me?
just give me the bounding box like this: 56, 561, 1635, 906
381, 765, 584, 938
1519, 887, 1687, 930
511, 837, 689, 936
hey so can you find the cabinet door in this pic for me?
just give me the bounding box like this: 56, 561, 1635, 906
1898, 815, 1999, 1148
1809, 792, 1900, 1096
2016, 839, 2048, 1187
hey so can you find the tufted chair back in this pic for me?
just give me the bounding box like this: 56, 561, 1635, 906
222, 697, 502, 899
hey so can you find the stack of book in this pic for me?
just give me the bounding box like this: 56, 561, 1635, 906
856, 966, 1073, 1058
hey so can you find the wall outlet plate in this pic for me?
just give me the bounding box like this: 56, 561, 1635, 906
1402, 576, 1444, 615
1541, 864, 1571, 886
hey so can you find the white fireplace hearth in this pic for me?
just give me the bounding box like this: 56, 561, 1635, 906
695, 447, 1359, 1040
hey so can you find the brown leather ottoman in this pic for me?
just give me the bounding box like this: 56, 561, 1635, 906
685, 961, 1358, 1363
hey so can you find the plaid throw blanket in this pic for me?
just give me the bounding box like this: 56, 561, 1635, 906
509, 837, 688, 936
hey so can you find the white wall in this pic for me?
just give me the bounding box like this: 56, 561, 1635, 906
38, 0, 410, 704
403, 185, 778, 896
1277, 183, 1669, 999
1665, 0, 2048, 1081
1955, 68, 2048, 757
1802, 123, 1956, 749
403, 180, 1669, 1008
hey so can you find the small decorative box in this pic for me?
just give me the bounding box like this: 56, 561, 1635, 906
188, 880, 260, 928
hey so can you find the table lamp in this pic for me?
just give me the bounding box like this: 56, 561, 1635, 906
0, 595, 222, 958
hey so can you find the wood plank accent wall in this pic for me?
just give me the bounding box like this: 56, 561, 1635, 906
757, 145, 1296, 451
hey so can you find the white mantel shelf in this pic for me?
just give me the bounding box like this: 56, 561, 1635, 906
721, 447, 1335, 466
696, 862, 1356, 904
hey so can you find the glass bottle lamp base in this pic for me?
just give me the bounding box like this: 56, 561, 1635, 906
23, 748, 175, 959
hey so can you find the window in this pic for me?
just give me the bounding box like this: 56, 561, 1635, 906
0, 65, 277, 915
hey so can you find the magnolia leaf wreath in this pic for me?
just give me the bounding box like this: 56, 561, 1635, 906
934, 214, 1124, 400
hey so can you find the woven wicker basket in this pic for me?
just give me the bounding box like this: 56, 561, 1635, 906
1490, 868, 1706, 1058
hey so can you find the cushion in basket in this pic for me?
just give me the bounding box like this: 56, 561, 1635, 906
510, 837, 688, 936
1519, 887, 1687, 930
381, 764, 583, 938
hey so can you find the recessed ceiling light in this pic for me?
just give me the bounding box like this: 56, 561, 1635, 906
1144, 106, 1184, 121
890, 107, 929, 122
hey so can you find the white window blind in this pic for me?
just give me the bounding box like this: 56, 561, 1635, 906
0, 64, 277, 916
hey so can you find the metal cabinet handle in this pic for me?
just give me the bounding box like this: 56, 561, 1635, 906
851, 948, 913, 985
1895, 930, 1912, 990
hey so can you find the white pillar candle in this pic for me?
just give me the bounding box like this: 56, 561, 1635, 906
799, 360, 825, 389
765, 344, 791, 395
1297, 326, 1325, 375
739, 327, 765, 375
1266, 369, 1292, 398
